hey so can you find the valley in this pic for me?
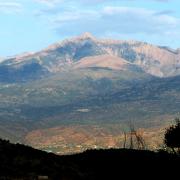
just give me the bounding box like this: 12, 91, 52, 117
25, 123, 169, 154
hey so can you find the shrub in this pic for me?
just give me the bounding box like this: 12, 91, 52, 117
164, 118, 180, 153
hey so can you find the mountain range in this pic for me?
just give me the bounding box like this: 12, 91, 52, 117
0, 33, 180, 154
1, 32, 180, 83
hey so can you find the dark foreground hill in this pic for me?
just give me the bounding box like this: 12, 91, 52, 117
0, 139, 179, 180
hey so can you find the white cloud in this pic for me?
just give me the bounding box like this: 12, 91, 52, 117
0, 2, 23, 14
34, 0, 64, 7
35, 0, 172, 4
34, 0, 173, 7
50, 6, 179, 35
33, 0, 179, 47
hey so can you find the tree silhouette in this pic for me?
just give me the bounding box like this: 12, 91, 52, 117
164, 118, 180, 153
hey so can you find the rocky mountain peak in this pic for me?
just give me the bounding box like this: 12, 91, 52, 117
1, 33, 180, 80
78, 32, 96, 40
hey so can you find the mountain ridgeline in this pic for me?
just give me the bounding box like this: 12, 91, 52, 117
1, 32, 180, 83
0, 33, 180, 153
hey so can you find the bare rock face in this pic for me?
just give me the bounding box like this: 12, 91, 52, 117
73, 55, 130, 70
0, 33, 180, 82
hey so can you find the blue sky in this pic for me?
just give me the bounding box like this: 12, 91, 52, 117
0, 0, 180, 57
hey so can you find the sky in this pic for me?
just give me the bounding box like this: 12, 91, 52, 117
0, 0, 180, 57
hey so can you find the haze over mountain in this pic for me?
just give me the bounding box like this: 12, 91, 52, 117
0, 33, 180, 154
